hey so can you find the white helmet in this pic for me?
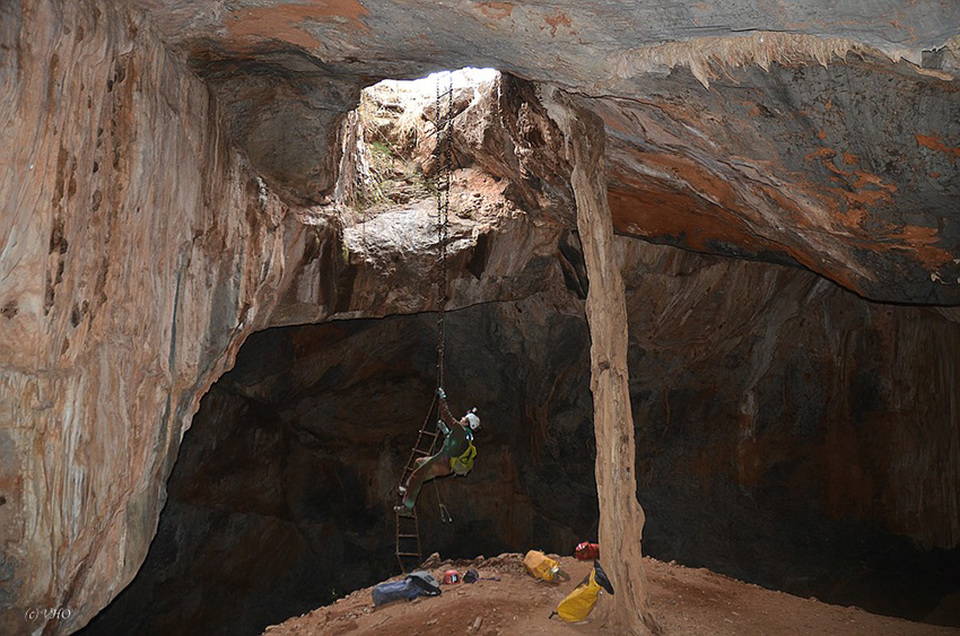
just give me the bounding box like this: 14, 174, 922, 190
464, 411, 481, 431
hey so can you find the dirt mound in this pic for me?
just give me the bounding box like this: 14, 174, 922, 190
262, 554, 957, 635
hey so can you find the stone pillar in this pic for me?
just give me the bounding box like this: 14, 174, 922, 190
542, 86, 658, 634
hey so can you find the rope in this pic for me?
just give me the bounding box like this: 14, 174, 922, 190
432, 71, 455, 522
434, 72, 453, 391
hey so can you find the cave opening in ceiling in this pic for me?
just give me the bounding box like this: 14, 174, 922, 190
79, 67, 960, 636
333, 67, 502, 221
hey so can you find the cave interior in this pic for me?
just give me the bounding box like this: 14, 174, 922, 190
3, 2, 960, 635
80, 69, 960, 635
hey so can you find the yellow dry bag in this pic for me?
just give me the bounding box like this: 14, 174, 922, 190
523, 550, 570, 583
557, 570, 602, 622
555, 561, 614, 622
450, 441, 477, 475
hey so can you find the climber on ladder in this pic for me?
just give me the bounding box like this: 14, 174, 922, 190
395, 387, 481, 513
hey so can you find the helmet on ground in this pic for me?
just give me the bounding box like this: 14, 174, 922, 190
464, 410, 481, 431
443, 569, 460, 584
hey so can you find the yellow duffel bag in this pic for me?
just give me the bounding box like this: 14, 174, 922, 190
556, 561, 615, 622
523, 550, 569, 583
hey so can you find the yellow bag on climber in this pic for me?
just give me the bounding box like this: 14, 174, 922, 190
555, 561, 615, 622
450, 441, 477, 476
523, 550, 569, 583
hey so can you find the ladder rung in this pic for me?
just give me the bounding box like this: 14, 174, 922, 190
396, 551, 422, 557
398, 533, 419, 539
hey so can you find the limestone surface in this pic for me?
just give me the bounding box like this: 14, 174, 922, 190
0, 1, 318, 632
80, 73, 960, 636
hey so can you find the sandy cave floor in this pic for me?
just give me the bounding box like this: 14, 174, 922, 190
263, 554, 959, 635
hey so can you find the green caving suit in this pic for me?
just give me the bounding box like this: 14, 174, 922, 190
400, 398, 473, 509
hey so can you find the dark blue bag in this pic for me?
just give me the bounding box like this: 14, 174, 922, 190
372, 579, 421, 607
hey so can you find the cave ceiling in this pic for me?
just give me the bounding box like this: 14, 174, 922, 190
133, 0, 960, 304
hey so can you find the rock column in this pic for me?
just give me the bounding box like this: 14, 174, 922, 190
543, 87, 657, 635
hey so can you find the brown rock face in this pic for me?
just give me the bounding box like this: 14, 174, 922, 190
81, 246, 960, 635
80, 303, 594, 635
0, 1, 319, 632
127, 0, 960, 303
598, 52, 960, 304
544, 87, 654, 633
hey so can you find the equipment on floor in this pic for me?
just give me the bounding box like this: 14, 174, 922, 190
372, 570, 442, 607
523, 550, 570, 583
443, 569, 460, 584
552, 561, 615, 622
574, 541, 600, 561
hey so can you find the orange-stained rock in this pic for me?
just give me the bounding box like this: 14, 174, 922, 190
79, 72, 960, 635
595, 54, 960, 304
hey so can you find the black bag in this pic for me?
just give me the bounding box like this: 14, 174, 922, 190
371, 570, 441, 607
593, 561, 615, 594
406, 571, 442, 596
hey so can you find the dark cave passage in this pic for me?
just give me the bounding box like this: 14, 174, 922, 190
80, 297, 597, 635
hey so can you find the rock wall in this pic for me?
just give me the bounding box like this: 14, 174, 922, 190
597, 50, 960, 305
545, 88, 653, 632
80, 300, 594, 635
0, 1, 324, 633
619, 242, 960, 622
621, 241, 960, 554
130, 1, 960, 305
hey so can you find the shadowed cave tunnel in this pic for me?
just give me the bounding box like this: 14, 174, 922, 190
79, 70, 960, 635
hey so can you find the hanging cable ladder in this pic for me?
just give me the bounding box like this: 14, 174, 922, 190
394, 396, 441, 573
394, 71, 455, 574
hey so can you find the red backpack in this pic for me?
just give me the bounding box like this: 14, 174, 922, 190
574, 541, 600, 560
